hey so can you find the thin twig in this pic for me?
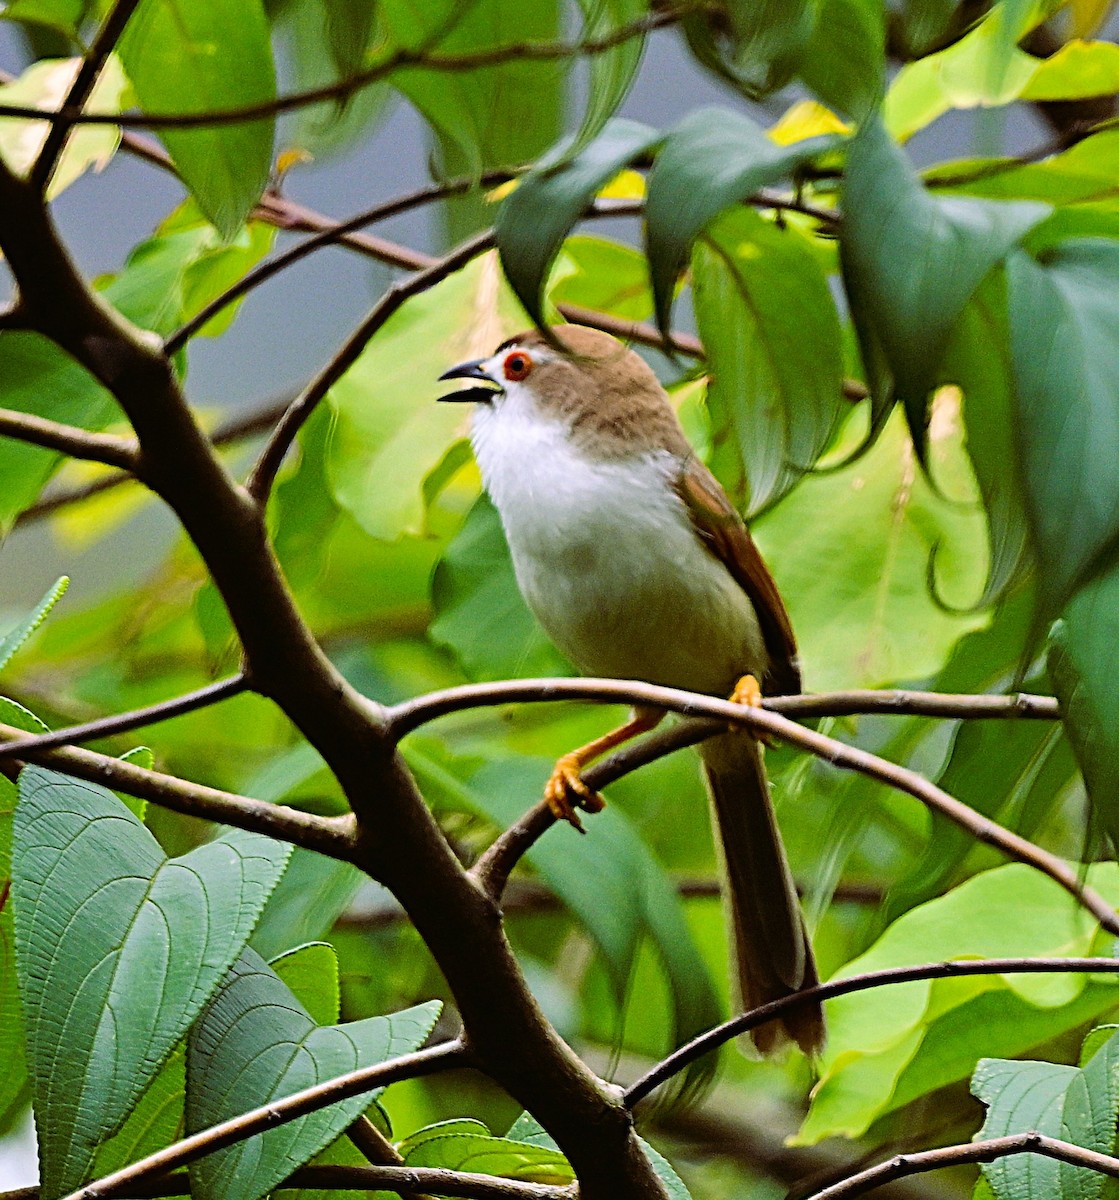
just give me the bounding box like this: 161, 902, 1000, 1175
0, 12, 674, 130
0, 674, 247, 760
624, 957, 1119, 1107
29, 0, 143, 191
805, 1132, 1119, 1200
59, 1041, 468, 1200
0, 721, 354, 857
0, 407, 138, 470
385, 679, 1060, 737
244, 229, 495, 502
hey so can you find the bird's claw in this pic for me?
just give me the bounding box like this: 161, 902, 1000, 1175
544, 754, 606, 833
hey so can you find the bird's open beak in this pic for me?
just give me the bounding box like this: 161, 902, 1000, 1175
437, 359, 502, 404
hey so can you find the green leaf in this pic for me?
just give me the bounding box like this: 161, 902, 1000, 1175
185, 948, 440, 1200
429, 493, 572, 682
1049, 554, 1119, 850
796, 863, 1119, 1145
327, 253, 527, 541
0, 54, 129, 197
1007, 241, 1119, 619
271, 942, 340, 1027
13, 767, 290, 1195
573, 0, 647, 153
799, 0, 885, 120
0, 333, 120, 532
92, 1046, 187, 1185
644, 106, 838, 337
972, 1024, 1119, 1200
550, 235, 653, 322
0, 0, 90, 37
841, 113, 1048, 453
118, 0, 277, 237
692, 206, 845, 515
682, 0, 817, 98
398, 1117, 573, 1184
0, 576, 68, 674
250, 848, 363, 963
496, 118, 661, 326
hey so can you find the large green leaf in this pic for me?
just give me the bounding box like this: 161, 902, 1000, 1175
496, 118, 661, 327
841, 114, 1048, 453
692, 206, 845, 515
1007, 242, 1119, 620
118, 0, 277, 237
430, 493, 571, 682
644, 106, 838, 337
327, 253, 527, 541
13, 767, 290, 1195
796, 863, 1119, 1145
972, 1024, 1119, 1200
1049, 554, 1119, 850
186, 947, 440, 1200
798, 0, 884, 120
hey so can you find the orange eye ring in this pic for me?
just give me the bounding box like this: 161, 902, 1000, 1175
503, 351, 533, 382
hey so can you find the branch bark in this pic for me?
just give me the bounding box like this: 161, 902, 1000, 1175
0, 407, 139, 469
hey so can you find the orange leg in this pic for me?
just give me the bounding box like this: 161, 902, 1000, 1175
729, 673, 773, 745
545, 706, 664, 831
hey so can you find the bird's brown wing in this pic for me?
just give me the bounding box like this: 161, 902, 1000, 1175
675, 456, 801, 696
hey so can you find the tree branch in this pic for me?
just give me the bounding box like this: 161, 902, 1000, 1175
0, 11, 675, 130
0, 720, 354, 857
624, 957, 1119, 1107
29, 0, 143, 191
0, 407, 139, 470
0, 673, 247, 759
804, 1132, 1119, 1200
245, 229, 495, 501
59, 1041, 469, 1200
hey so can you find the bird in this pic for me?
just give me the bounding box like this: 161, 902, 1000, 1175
438, 323, 823, 1056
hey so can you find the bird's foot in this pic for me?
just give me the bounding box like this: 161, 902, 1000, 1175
729, 673, 773, 744
544, 753, 606, 834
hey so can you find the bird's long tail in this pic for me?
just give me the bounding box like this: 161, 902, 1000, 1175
701, 731, 824, 1056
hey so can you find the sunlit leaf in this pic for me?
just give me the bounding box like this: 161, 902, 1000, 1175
0, 576, 68, 674
399, 1117, 573, 1183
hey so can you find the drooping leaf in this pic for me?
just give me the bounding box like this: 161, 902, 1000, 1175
644, 106, 839, 337
692, 206, 845, 515
186, 947, 440, 1200
13, 767, 290, 1196
398, 1117, 573, 1184
682, 0, 817, 98
0, 577, 68, 674
1006, 241, 1119, 620
796, 863, 1119, 1146
798, 0, 885, 120
118, 0, 277, 237
327, 253, 527, 541
572, 0, 648, 153
841, 113, 1048, 455
496, 118, 661, 327
0, 54, 129, 197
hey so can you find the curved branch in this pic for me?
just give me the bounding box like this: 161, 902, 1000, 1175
624, 957, 1119, 1107
0, 720, 353, 857
385, 679, 1060, 736
30, 0, 143, 191
60, 1041, 469, 1200
0, 674, 247, 760
0, 12, 674, 131
804, 1132, 1119, 1200
0, 407, 139, 470
245, 228, 495, 502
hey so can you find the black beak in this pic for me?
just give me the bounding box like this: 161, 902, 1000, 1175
437, 359, 501, 403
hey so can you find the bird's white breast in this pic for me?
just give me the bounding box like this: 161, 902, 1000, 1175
471, 394, 765, 695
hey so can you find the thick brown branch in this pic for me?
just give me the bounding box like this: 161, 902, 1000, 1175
0, 407, 138, 469
0, 674, 247, 759
624, 957, 1119, 1107
805, 1133, 1119, 1200
60, 1041, 468, 1200
0, 12, 674, 130
30, 0, 143, 191
0, 720, 353, 857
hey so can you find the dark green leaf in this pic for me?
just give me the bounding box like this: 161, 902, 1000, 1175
92, 1046, 186, 1184
496, 118, 661, 326
799, 0, 885, 120
682, 0, 816, 98
644, 106, 838, 337
1007, 241, 1119, 618
693, 206, 845, 514
573, 0, 647, 152
0, 576, 68, 674
118, 0, 277, 237
13, 767, 290, 1195
250, 849, 363, 962
186, 948, 440, 1200
841, 114, 1048, 455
